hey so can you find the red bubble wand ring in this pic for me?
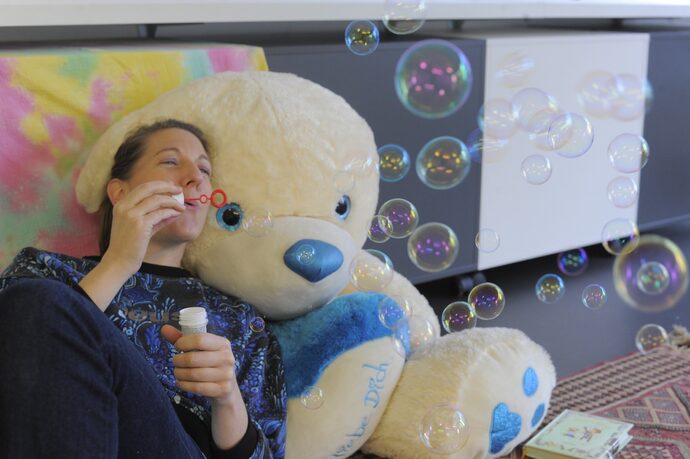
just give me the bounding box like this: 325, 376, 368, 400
186, 189, 227, 208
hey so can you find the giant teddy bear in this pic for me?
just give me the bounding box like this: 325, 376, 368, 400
76, 71, 556, 458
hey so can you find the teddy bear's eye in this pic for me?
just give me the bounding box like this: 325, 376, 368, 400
335, 195, 351, 220
216, 202, 243, 231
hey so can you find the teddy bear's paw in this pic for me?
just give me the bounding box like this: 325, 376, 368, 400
362, 327, 556, 459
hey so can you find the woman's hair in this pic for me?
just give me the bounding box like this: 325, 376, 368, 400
98, 119, 210, 255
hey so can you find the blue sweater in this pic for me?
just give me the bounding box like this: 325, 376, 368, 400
0, 247, 287, 459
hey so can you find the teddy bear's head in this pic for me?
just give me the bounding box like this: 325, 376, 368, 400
76, 71, 379, 319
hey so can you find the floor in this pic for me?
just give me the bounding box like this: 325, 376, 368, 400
417, 218, 690, 378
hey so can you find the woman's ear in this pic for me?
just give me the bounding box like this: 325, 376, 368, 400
106, 179, 127, 206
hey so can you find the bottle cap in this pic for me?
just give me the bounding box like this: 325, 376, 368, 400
179, 307, 208, 334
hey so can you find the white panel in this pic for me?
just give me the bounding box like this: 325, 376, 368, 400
477, 31, 649, 270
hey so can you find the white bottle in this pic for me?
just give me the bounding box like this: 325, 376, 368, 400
179, 307, 208, 335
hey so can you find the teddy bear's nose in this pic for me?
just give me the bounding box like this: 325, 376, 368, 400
283, 239, 343, 283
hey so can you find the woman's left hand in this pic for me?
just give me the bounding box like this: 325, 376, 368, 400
161, 325, 238, 405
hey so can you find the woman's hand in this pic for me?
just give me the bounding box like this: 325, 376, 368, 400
104, 181, 185, 276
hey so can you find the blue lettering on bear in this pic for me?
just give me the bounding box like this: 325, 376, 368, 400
363, 362, 389, 409
331, 416, 370, 457
531, 403, 546, 427
489, 403, 522, 454
523, 367, 538, 397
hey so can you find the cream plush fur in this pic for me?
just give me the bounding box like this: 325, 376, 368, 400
76, 71, 556, 458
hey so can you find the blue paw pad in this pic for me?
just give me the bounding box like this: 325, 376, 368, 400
490, 403, 522, 454
523, 367, 538, 397
531, 403, 546, 427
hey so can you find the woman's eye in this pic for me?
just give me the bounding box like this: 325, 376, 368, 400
200, 167, 212, 176
162, 159, 177, 166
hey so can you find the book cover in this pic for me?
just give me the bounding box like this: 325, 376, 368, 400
524, 410, 634, 459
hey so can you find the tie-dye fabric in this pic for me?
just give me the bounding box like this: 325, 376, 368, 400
0, 44, 267, 270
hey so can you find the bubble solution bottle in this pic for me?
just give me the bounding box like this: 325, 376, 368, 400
179, 307, 208, 335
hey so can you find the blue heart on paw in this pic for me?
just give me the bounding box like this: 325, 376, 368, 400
490, 403, 522, 454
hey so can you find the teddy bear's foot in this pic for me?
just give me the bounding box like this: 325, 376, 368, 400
362, 327, 556, 459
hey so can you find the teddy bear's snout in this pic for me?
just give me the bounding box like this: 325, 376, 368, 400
283, 239, 343, 283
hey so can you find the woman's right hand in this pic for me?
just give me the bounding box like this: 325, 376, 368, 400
102, 180, 185, 276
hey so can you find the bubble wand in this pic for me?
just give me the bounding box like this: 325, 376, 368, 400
183, 189, 228, 208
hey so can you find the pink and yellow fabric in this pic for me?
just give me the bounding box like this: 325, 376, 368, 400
0, 44, 267, 269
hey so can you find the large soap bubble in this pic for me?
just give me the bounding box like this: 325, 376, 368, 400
614, 235, 688, 313
535, 274, 565, 304
557, 248, 589, 276
608, 133, 650, 173
547, 113, 594, 158
468, 282, 505, 320
418, 405, 470, 454
344, 20, 380, 56
512, 87, 561, 134
383, 0, 427, 35
416, 136, 471, 190
407, 222, 459, 273
635, 324, 669, 353
395, 39, 473, 119
601, 218, 639, 256
350, 249, 394, 291
379, 198, 419, 238
378, 144, 411, 182
441, 301, 477, 333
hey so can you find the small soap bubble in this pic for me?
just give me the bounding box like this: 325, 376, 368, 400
576, 71, 618, 118
441, 301, 477, 333
345, 155, 379, 177
557, 248, 589, 276
249, 316, 265, 333
379, 198, 419, 238
475, 228, 500, 253
350, 249, 394, 291
383, 0, 427, 35
601, 218, 639, 255
333, 170, 355, 193
368, 215, 394, 244
608, 133, 650, 173
547, 113, 594, 158
635, 324, 669, 353
242, 208, 273, 237
295, 244, 316, 266
344, 20, 380, 56
468, 282, 505, 320
607, 176, 639, 208
512, 88, 561, 134
378, 295, 412, 330
495, 51, 535, 88
466, 128, 509, 164
611, 73, 652, 121
395, 39, 473, 119
407, 223, 459, 273
378, 144, 411, 182
535, 274, 565, 304
408, 315, 436, 359
418, 405, 470, 454
581, 284, 607, 310
416, 136, 471, 190
300, 386, 325, 409
478, 98, 518, 139
636, 261, 671, 295
521, 154, 552, 185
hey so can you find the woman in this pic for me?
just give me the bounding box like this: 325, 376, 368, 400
0, 119, 286, 459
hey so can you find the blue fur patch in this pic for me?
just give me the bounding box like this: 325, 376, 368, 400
531, 403, 546, 427
523, 367, 538, 397
489, 403, 522, 454
270, 292, 409, 398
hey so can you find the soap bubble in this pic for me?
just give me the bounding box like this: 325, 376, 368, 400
344, 20, 380, 56
350, 249, 394, 291
383, 0, 427, 35
466, 128, 509, 164
608, 133, 650, 173
379, 198, 419, 238
249, 316, 265, 333
468, 282, 505, 320
547, 113, 594, 158
601, 218, 639, 255
407, 223, 459, 273
521, 154, 552, 185
613, 235, 688, 313
408, 315, 436, 359
416, 136, 471, 190
378, 295, 412, 330
333, 169, 355, 193
581, 284, 607, 310
395, 39, 473, 119
478, 98, 518, 139
637, 261, 671, 295
419, 405, 469, 454
293, 243, 316, 266
344, 155, 379, 177
378, 144, 411, 182
576, 71, 618, 118
495, 51, 535, 88
607, 176, 639, 208
635, 324, 669, 353
512, 88, 561, 134
242, 208, 273, 237
557, 248, 589, 276
301, 385, 325, 409
368, 215, 394, 244
441, 301, 477, 333
475, 228, 500, 253
535, 274, 565, 304
611, 73, 652, 121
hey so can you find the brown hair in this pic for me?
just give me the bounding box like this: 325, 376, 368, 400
98, 119, 210, 255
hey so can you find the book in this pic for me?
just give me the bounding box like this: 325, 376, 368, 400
523, 409, 634, 459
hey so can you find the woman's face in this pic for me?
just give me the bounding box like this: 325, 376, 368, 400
119, 127, 213, 244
